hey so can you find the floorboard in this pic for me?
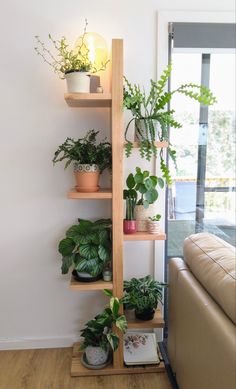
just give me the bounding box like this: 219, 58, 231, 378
0, 347, 173, 389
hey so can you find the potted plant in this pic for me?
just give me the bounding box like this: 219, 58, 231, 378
80, 290, 127, 368
52, 130, 112, 192
34, 20, 109, 93
123, 167, 164, 232
123, 276, 167, 321
123, 198, 137, 234
147, 214, 161, 234
58, 218, 112, 281
123, 63, 216, 184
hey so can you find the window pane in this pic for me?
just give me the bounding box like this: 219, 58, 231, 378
168, 52, 236, 258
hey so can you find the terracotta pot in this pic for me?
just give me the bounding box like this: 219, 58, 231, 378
74, 164, 100, 192
134, 204, 156, 232
123, 220, 137, 234
147, 221, 161, 234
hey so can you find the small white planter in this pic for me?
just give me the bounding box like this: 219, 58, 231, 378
147, 220, 161, 234
134, 204, 156, 232
65, 71, 90, 93
85, 346, 109, 366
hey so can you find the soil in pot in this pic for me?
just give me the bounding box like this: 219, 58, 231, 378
123, 220, 137, 234
135, 309, 155, 321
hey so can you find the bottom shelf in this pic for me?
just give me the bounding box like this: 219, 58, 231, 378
71, 342, 165, 377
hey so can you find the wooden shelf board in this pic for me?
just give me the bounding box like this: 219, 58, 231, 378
126, 309, 165, 329
65, 93, 112, 107
124, 232, 166, 241
70, 276, 113, 291
124, 141, 168, 148
71, 343, 165, 376
68, 188, 112, 199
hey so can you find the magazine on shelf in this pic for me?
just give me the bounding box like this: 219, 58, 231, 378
123, 332, 160, 365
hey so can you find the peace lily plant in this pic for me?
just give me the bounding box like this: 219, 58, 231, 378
123, 63, 217, 184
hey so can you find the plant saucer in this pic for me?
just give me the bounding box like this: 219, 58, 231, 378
81, 352, 112, 370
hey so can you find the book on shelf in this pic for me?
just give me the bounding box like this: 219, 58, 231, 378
123, 332, 160, 365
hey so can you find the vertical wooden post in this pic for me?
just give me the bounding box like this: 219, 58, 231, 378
111, 39, 124, 369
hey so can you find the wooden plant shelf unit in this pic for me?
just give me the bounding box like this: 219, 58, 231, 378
64, 39, 166, 376
71, 342, 165, 377
65, 93, 112, 108
124, 232, 166, 241
126, 309, 165, 329
68, 188, 112, 200
70, 276, 113, 291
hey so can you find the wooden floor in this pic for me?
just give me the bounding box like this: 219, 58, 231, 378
0, 347, 173, 389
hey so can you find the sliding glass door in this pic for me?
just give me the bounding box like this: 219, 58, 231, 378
167, 23, 236, 261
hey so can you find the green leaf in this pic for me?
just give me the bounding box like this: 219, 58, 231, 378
58, 238, 76, 256
134, 172, 143, 184
150, 176, 158, 187
145, 188, 158, 204
110, 297, 120, 318
143, 200, 149, 209
115, 315, 127, 332
144, 177, 153, 190
79, 243, 98, 259
143, 170, 149, 179
66, 225, 82, 239
61, 254, 75, 274
98, 230, 108, 244
103, 289, 113, 297
126, 173, 135, 189
98, 244, 110, 262
138, 184, 147, 194
157, 177, 164, 188
107, 332, 119, 351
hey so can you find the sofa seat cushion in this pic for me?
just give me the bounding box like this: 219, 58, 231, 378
184, 233, 236, 324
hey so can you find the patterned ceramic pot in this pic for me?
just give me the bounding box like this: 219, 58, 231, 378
74, 164, 100, 193
147, 221, 161, 234
85, 346, 109, 366
65, 71, 90, 93
134, 204, 156, 232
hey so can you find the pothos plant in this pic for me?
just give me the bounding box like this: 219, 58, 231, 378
58, 218, 112, 277
123, 63, 217, 184
80, 290, 127, 352
34, 20, 109, 79
123, 167, 164, 209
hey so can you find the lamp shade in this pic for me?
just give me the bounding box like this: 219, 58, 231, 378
75, 32, 109, 72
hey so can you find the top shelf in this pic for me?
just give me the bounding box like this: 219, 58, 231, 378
65, 93, 112, 108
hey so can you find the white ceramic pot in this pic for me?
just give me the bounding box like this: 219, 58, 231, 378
134, 204, 156, 232
147, 220, 161, 234
134, 119, 160, 142
85, 346, 109, 366
65, 71, 90, 93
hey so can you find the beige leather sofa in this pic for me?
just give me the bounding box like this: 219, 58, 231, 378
168, 232, 236, 389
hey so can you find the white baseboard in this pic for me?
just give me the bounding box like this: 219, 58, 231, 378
0, 335, 80, 350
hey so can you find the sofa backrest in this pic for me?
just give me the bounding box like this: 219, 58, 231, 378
184, 233, 236, 324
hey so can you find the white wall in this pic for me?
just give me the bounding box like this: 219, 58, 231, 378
0, 0, 234, 349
